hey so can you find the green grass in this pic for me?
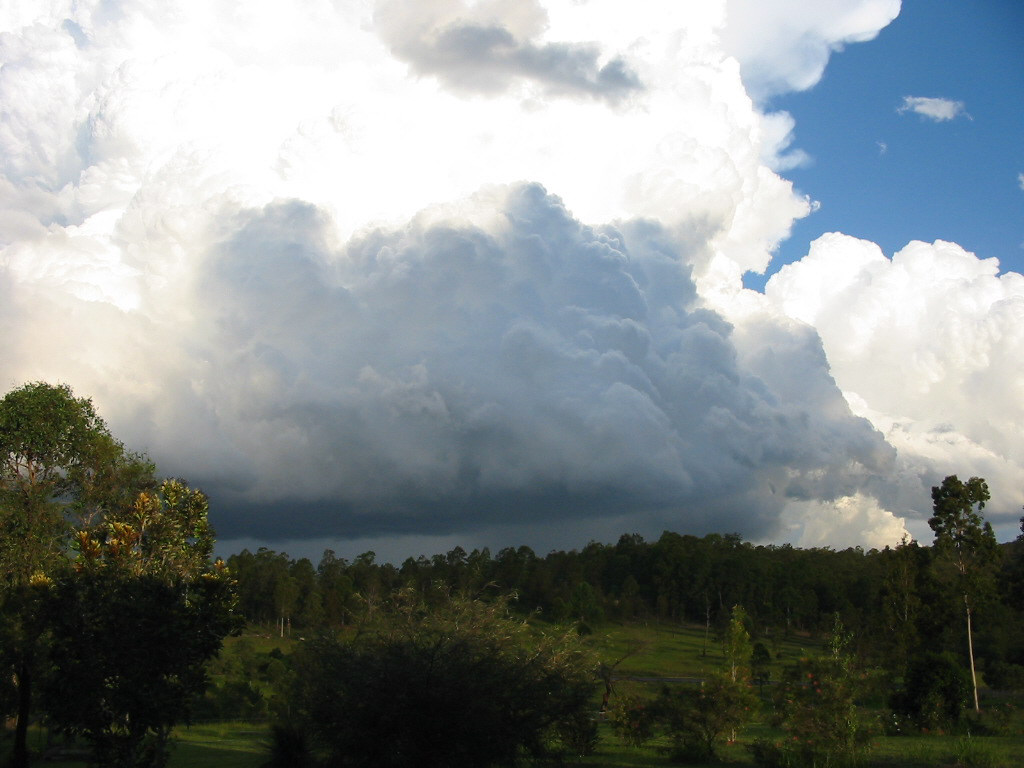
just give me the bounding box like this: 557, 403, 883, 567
9, 717, 1024, 768
587, 620, 820, 680
171, 722, 269, 768
8, 622, 1023, 767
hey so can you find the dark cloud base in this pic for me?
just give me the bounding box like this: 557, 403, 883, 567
159, 183, 896, 548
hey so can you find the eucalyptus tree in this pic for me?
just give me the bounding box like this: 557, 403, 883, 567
0, 381, 152, 768
45, 478, 237, 768
929, 474, 1001, 712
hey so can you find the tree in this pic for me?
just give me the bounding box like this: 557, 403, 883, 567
723, 604, 754, 685
0, 382, 153, 768
661, 604, 757, 761
751, 642, 772, 696
273, 591, 597, 768
766, 616, 871, 768
0, 381, 151, 581
877, 537, 926, 674
610, 604, 757, 763
42, 479, 237, 768
889, 651, 970, 730
928, 475, 1001, 712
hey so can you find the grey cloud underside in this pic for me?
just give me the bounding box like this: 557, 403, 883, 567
384, 21, 642, 102
178, 184, 893, 543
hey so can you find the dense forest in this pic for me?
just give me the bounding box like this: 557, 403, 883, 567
4, 380, 1024, 767
227, 521, 1024, 685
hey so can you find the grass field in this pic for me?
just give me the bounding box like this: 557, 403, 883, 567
7, 620, 1023, 767
587, 621, 821, 678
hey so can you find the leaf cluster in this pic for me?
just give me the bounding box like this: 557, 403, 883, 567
769, 618, 873, 767
277, 591, 598, 768
42, 566, 236, 767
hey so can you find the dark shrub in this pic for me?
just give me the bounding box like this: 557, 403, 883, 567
890, 651, 970, 730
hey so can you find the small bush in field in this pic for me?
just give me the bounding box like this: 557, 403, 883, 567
607, 694, 658, 747
949, 735, 1000, 768
890, 651, 970, 730
760, 617, 872, 768
653, 673, 757, 764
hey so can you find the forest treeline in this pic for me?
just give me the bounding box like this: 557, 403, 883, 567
4, 380, 1024, 767
228, 524, 1024, 684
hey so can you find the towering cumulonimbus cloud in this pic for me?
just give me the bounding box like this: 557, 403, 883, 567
765, 234, 1024, 533
2, 0, 1021, 555
176, 186, 894, 543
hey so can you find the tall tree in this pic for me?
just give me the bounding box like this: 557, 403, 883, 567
929, 474, 1001, 712
0, 382, 152, 768
44, 479, 237, 768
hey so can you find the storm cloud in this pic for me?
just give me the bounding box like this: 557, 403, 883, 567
2, 0, 1022, 557
161, 185, 891, 543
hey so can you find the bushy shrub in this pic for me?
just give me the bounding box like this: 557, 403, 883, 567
655, 675, 757, 764
264, 723, 316, 768
890, 651, 970, 730
194, 679, 265, 721
760, 618, 872, 768
949, 735, 1000, 768
275, 592, 597, 768
984, 661, 1024, 691
557, 709, 600, 758
960, 704, 1017, 737
607, 694, 657, 747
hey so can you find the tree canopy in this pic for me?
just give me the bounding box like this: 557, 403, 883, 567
274, 591, 597, 768
0, 381, 235, 768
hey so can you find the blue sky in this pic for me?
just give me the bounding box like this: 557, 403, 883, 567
752, 0, 1024, 290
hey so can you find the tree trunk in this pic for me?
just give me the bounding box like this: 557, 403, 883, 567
12, 658, 32, 768
702, 591, 710, 657
965, 596, 980, 712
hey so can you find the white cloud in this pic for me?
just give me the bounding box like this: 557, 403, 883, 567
898, 95, 970, 121
1018, 172, 1024, 191
779, 494, 909, 551
721, 0, 901, 99
373, 0, 642, 103
1, 0, 1013, 555
765, 234, 1024, 535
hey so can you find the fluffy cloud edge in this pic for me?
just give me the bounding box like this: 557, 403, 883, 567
897, 95, 970, 122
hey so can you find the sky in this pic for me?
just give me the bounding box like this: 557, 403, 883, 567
1, 0, 1022, 563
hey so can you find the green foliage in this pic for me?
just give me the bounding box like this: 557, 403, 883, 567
929, 477, 996, 572
889, 651, 970, 731
90, 478, 215, 580
0, 381, 158, 768
609, 606, 758, 764
654, 674, 758, 764
0, 382, 155, 582
264, 724, 316, 768
607, 694, 658, 748
277, 592, 597, 768
949, 735, 1000, 768
984, 661, 1024, 691
928, 475, 1001, 712
42, 565, 237, 767
752, 642, 772, 691
19, 434, 239, 767
766, 617, 873, 768
557, 708, 601, 758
